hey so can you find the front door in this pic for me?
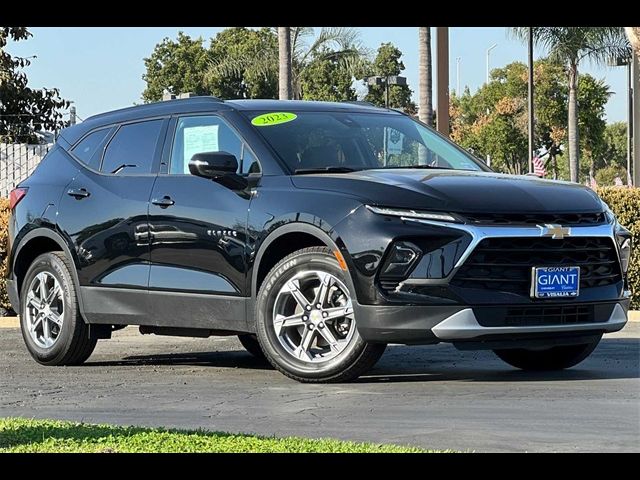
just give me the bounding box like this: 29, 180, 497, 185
147, 114, 260, 331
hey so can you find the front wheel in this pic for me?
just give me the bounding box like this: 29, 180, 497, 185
493, 335, 602, 371
255, 247, 386, 383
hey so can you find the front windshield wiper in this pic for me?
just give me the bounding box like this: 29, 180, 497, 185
294, 166, 359, 175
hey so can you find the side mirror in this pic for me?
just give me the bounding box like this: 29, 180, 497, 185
189, 151, 238, 179
188, 151, 248, 190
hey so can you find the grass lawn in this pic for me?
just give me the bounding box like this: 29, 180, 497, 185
0, 418, 438, 453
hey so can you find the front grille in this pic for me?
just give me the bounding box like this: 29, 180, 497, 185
451, 237, 621, 295
474, 303, 615, 327
463, 212, 606, 226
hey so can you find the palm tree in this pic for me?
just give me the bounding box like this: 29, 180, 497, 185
210, 27, 370, 100
512, 27, 630, 183
278, 27, 292, 100
418, 27, 433, 126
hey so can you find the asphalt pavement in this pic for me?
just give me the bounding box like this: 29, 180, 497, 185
1, 322, 638, 452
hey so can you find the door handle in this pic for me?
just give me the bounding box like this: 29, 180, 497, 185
67, 188, 90, 199
152, 196, 175, 208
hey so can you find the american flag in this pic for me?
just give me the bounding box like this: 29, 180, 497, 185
532, 156, 546, 177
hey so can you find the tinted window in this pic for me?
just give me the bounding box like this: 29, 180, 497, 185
71, 128, 112, 169
101, 120, 163, 175
170, 115, 258, 175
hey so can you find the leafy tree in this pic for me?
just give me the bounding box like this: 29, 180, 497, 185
209, 27, 369, 101
206, 27, 278, 99
512, 27, 630, 182
299, 52, 356, 102
365, 43, 415, 114
142, 32, 211, 102
576, 75, 610, 180
595, 164, 627, 186
1, 27, 70, 143
601, 121, 628, 170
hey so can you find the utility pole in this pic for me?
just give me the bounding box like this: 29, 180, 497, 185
456, 57, 461, 94
436, 27, 450, 136
527, 28, 535, 173
69, 105, 77, 126
627, 60, 633, 185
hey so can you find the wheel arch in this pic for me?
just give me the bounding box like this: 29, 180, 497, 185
251, 223, 349, 300
12, 227, 87, 319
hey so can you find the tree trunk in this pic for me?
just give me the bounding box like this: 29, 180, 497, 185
278, 27, 292, 100
418, 27, 433, 127
568, 62, 579, 183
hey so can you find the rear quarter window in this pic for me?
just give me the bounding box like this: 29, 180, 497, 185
71, 128, 113, 170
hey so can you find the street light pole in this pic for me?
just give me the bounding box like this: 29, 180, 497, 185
627, 61, 633, 185
456, 57, 461, 94
486, 43, 497, 84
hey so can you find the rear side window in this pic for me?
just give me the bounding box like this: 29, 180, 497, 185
101, 120, 163, 175
71, 128, 112, 170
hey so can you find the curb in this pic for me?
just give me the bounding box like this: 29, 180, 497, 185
2, 311, 640, 329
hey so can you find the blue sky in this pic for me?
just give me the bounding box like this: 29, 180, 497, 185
6, 27, 628, 124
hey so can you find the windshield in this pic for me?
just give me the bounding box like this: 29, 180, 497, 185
247, 111, 488, 173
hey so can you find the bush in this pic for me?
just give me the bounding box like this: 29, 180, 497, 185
0, 198, 10, 313
595, 165, 628, 186
596, 186, 640, 308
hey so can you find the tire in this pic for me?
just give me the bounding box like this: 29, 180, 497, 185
493, 335, 602, 371
237, 334, 267, 361
19, 251, 97, 366
255, 246, 386, 383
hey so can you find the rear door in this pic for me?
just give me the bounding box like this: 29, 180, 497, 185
58, 118, 169, 324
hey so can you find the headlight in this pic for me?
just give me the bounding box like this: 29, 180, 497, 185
366, 205, 461, 223
614, 221, 632, 274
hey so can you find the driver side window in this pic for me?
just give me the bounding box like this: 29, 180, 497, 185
169, 115, 261, 175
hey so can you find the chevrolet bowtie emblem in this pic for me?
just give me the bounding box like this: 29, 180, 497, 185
538, 224, 571, 240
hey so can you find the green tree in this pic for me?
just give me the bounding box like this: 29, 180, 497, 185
210, 27, 369, 101
512, 27, 630, 183
142, 32, 211, 102
365, 43, 415, 113
595, 164, 627, 186
601, 121, 628, 170
1, 27, 70, 143
206, 27, 278, 99
299, 52, 356, 101
577, 75, 610, 180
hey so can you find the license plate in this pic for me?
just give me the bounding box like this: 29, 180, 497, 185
531, 266, 580, 298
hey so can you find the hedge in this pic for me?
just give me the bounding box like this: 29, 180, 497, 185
0, 188, 638, 313
596, 187, 640, 308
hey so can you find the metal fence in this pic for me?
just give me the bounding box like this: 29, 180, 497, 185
0, 143, 52, 198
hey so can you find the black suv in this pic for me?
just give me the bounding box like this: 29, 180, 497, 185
6, 97, 631, 382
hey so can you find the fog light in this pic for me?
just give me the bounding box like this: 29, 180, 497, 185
380, 241, 421, 278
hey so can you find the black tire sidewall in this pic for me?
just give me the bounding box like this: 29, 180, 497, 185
20, 253, 79, 364
256, 248, 367, 378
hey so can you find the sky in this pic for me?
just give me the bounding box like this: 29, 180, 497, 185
6, 27, 629, 124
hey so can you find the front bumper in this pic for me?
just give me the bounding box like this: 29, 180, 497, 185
354, 296, 629, 346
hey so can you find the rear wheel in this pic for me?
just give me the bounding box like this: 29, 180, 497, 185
493, 336, 602, 371
255, 247, 386, 383
237, 334, 266, 361
20, 252, 97, 366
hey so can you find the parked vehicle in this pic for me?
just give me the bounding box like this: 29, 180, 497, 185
6, 97, 631, 382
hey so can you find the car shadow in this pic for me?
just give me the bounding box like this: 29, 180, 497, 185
86, 350, 273, 371
84, 338, 638, 382
358, 337, 640, 383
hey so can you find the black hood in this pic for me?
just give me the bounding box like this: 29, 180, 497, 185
291, 169, 604, 214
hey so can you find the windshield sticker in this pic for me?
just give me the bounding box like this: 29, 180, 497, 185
251, 112, 297, 127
